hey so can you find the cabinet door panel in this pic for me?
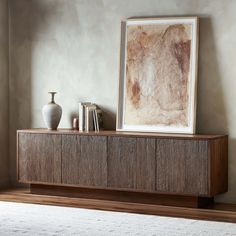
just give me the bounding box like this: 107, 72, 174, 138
108, 137, 136, 189
108, 137, 156, 191
156, 139, 208, 195
136, 138, 156, 190
61, 135, 79, 184
18, 133, 61, 183
62, 135, 107, 187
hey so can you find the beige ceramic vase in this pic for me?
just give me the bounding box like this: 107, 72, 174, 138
42, 92, 62, 130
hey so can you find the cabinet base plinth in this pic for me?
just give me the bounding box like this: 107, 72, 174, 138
30, 184, 214, 208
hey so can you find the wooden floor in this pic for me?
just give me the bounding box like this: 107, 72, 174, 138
0, 188, 236, 223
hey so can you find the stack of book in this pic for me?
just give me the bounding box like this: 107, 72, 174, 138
78, 102, 102, 132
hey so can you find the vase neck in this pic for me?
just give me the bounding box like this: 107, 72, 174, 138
49, 92, 57, 104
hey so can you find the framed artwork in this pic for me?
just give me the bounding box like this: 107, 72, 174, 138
116, 17, 199, 134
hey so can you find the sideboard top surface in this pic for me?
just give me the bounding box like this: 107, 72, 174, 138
17, 129, 227, 140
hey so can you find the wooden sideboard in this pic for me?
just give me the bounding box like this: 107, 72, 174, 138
17, 129, 228, 208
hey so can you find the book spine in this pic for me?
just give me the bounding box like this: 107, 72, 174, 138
93, 110, 98, 131
89, 109, 94, 131
78, 102, 84, 131
96, 109, 103, 130
95, 109, 99, 132
85, 106, 89, 132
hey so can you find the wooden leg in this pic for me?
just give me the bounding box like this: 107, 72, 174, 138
30, 184, 214, 208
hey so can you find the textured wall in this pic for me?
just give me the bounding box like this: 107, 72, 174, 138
0, 0, 9, 186
9, 0, 236, 203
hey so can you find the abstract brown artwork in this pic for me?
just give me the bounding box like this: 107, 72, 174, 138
117, 18, 198, 133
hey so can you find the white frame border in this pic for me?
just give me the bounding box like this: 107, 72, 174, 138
116, 17, 199, 134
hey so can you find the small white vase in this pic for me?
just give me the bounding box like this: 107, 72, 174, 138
42, 92, 62, 130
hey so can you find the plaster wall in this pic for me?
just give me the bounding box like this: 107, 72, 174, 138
9, 0, 236, 203
0, 0, 9, 186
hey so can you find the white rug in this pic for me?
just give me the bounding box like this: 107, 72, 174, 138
0, 201, 235, 236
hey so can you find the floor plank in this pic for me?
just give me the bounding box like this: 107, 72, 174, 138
0, 188, 236, 223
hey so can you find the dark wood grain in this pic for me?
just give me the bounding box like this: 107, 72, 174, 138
61, 135, 79, 184
18, 133, 61, 184
108, 137, 156, 191
108, 137, 137, 189
136, 138, 156, 190
17, 130, 228, 199
62, 135, 107, 187
156, 139, 208, 196
30, 184, 213, 208
209, 137, 228, 195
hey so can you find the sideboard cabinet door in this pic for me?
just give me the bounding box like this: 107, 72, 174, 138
107, 137, 156, 191
62, 135, 107, 187
17, 130, 227, 198
18, 133, 62, 184
156, 139, 208, 196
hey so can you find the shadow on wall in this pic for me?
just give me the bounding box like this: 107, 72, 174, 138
196, 16, 228, 134
197, 17, 232, 202
10, 0, 31, 186
10, 0, 117, 185
10, 0, 63, 185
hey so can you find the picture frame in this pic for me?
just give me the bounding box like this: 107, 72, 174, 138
116, 17, 199, 134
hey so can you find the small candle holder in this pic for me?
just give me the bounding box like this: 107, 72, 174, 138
72, 118, 79, 131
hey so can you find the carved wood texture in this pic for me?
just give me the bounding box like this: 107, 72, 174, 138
17, 131, 228, 197
18, 133, 61, 183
